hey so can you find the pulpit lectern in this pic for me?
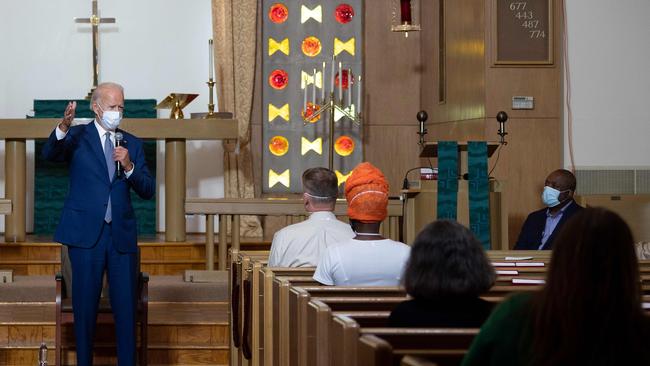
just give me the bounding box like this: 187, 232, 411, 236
402, 142, 508, 249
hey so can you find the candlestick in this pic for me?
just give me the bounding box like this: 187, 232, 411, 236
321, 61, 326, 102
357, 75, 362, 114
303, 75, 308, 112
312, 68, 316, 105
338, 61, 343, 102
330, 56, 335, 96
208, 39, 214, 80
347, 68, 352, 107
400, 0, 412, 24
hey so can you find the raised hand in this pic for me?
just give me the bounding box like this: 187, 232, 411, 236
59, 101, 77, 132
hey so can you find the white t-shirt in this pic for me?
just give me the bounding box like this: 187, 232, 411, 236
313, 238, 411, 286
267, 211, 355, 267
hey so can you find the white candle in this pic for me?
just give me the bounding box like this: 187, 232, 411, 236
347, 68, 352, 107
357, 75, 362, 115
312, 68, 316, 105
303, 75, 308, 112
338, 62, 343, 102
321, 62, 326, 102
209, 39, 214, 80
330, 56, 335, 97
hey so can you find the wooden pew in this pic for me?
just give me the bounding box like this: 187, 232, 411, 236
289, 287, 407, 366
400, 356, 439, 366
357, 329, 478, 366
230, 250, 270, 366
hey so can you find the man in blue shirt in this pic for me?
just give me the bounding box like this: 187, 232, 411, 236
515, 169, 583, 250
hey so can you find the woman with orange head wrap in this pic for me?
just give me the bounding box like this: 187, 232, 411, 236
313, 162, 410, 286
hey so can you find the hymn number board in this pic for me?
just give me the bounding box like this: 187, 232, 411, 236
494, 0, 553, 64
262, 0, 364, 193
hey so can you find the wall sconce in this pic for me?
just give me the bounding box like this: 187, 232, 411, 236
391, 0, 421, 38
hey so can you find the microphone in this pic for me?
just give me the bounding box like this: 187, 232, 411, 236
496, 111, 508, 145
115, 132, 123, 177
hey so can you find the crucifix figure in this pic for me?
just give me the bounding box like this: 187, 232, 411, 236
74, 0, 116, 98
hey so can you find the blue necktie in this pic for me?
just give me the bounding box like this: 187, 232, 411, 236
104, 132, 114, 223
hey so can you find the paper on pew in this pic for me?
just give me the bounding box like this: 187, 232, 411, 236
515, 262, 545, 267
512, 278, 546, 285
492, 262, 516, 267
496, 270, 519, 275
505, 256, 534, 261
643, 303, 650, 310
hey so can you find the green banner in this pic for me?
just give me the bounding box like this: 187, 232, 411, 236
436, 141, 458, 220
468, 141, 491, 249
33, 99, 157, 236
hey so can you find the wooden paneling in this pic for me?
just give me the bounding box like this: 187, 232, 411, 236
363, 125, 422, 196
419, 0, 563, 247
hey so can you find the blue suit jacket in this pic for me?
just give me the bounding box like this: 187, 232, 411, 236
514, 200, 583, 250
42, 122, 155, 253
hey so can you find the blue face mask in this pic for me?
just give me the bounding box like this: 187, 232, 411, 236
542, 186, 567, 207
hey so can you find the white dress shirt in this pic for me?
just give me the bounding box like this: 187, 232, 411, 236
313, 238, 411, 286
267, 211, 355, 267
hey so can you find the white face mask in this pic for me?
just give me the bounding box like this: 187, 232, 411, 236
98, 105, 122, 130
542, 186, 570, 208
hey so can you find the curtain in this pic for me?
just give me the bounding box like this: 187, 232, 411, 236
212, 0, 262, 237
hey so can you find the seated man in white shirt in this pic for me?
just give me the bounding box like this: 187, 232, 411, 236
313, 162, 410, 286
267, 167, 354, 267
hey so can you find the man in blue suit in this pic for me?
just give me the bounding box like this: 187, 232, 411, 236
515, 169, 583, 250
43, 82, 155, 365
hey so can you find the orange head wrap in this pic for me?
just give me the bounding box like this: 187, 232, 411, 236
344, 162, 389, 222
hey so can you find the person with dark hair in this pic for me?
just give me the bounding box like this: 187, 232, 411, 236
268, 167, 354, 267
388, 220, 496, 327
313, 162, 410, 286
462, 208, 650, 366
515, 169, 583, 250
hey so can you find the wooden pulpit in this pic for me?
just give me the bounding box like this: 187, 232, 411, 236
0, 118, 238, 242
402, 142, 508, 249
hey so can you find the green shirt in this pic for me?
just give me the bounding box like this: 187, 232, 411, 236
462, 292, 534, 366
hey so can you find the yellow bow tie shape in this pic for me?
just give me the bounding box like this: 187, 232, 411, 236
301, 137, 322, 155
268, 103, 290, 122
301, 5, 322, 23
334, 104, 355, 122
301, 70, 323, 89
335, 170, 352, 186
334, 37, 355, 56
269, 169, 290, 188
269, 38, 290, 56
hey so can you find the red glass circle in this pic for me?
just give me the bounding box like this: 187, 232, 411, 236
269, 3, 289, 24
268, 69, 288, 90
335, 4, 355, 24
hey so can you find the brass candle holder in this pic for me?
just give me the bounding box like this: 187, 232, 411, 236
204, 78, 216, 119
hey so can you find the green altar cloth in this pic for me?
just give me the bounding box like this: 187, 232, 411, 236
33, 99, 157, 236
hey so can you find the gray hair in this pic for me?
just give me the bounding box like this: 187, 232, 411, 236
90, 82, 125, 110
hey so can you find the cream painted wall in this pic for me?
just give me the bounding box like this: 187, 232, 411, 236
564, 0, 650, 168
0, 0, 223, 233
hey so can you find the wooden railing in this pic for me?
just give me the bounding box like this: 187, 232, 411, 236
185, 198, 404, 270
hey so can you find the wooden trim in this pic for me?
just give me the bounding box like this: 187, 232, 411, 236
0, 118, 238, 139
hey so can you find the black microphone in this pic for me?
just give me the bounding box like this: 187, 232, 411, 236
115, 132, 123, 177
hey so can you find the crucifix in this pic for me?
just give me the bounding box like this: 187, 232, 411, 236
74, 0, 116, 98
